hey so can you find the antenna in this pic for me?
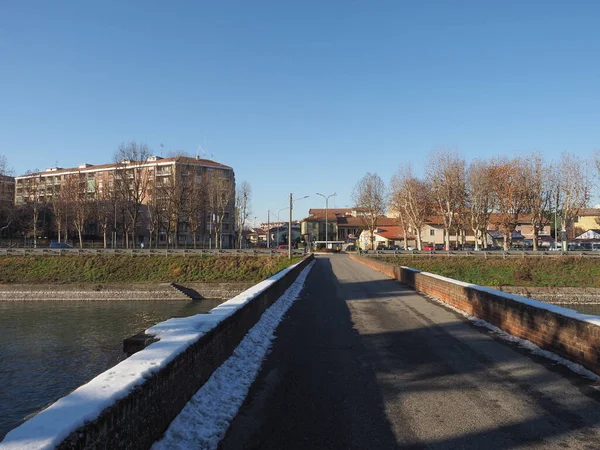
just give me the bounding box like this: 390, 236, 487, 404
196, 145, 201, 160
160, 143, 164, 156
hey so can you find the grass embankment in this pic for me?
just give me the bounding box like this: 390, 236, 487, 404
377, 256, 600, 287
0, 256, 301, 284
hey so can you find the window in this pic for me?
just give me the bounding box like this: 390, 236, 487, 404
429, 229, 435, 236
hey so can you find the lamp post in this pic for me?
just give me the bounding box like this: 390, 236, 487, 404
316, 192, 336, 249
289, 194, 309, 259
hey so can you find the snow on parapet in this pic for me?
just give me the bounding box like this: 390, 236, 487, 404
404, 266, 600, 328
0, 260, 305, 450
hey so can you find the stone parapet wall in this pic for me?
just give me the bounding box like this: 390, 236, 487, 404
349, 254, 600, 376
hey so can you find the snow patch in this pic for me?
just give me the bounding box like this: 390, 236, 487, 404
151, 261, 314, 450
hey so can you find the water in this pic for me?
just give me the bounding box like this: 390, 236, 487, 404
566, 304, 600, 316
0, 299, 223, 440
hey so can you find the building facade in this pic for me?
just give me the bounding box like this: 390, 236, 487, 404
0, 175, 15, 208
14, 156, 235, 248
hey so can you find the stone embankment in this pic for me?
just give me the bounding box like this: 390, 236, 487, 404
0, 282, 253, 301
494, 287, 600, 305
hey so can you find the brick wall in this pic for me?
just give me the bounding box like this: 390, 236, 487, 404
349, 254, 600, 376
54, 254, 314, 450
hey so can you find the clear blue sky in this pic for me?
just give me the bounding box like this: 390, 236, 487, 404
1, 1, 599, 224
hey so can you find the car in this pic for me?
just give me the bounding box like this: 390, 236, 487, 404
277, 244, 288, 250
49, 242, 73, 249
423, 244, 435, 251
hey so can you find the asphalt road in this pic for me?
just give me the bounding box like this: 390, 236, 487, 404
220, 254, 600, 450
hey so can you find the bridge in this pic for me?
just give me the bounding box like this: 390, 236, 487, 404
4, 253, 600, 449
220, 254, 600, 449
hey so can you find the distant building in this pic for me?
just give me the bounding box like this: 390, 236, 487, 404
300, 208, 370, 243
14, 156, 235, 247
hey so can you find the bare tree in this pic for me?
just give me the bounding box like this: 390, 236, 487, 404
390, 166, 413, 251
352, 172, 387, 250
62, 172, 89, 248
113, 142, 151, 248
0, 154, 11, 176
208, 170, 235, 249
163, 163, 188, 248
147, 177, 165, 249
522, 153, 554, 251
466, 160, 495, 250
557, 152, 591, 247
404, 175, 433, 251
93, 184, 116, 249
183, 167, 206, 249
235, 181, 252, 248
22, 171, 44, 248
489, 157, 528, 250
0, 155, 15, 236
49, 179, 67, 243
427, 150, 467, 251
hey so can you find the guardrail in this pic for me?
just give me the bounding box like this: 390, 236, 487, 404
362, 249, 600, 258
0, 248, 307, 257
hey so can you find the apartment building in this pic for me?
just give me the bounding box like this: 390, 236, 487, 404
14, 155, 235, 247
0, 175, 15, 208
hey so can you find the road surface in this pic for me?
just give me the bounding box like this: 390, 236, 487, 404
220, 254, 600, 449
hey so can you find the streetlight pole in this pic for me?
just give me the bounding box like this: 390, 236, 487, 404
316, 192, 336, 249
288, 194, 309, 259
267, 210, 270, 248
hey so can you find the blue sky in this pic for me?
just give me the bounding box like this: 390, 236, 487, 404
1, 1, 599, 224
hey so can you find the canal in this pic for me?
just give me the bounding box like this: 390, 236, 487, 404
0, 299, 223, 440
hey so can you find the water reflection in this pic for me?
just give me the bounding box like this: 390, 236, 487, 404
0, 299, 223, 440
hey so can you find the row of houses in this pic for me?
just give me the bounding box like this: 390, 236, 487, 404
296, 207, 600, 250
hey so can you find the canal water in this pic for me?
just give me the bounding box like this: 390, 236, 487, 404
0, 299, 223, 440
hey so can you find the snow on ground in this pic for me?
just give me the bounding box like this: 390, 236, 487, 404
0, 260, 311, 450
151, 261, 314, 450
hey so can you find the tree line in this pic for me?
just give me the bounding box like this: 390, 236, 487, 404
353, 150, 594, 251
0, 143, 253, 249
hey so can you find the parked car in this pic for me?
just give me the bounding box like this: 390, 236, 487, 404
423, 244, 435, 251
277, 244, 288, 250
49, 242, 73, 249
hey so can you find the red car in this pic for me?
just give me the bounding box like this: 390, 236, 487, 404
277, 244, 288, 250
423, 244, 435, 251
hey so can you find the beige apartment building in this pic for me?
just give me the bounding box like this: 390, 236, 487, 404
14, 155, 235, 247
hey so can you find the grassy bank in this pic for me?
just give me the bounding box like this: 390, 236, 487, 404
376, 256, 600, 287
0, 255, 301, 284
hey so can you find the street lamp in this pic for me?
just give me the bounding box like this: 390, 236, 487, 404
316, 192, 336, 249
289, 194, 309, 259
